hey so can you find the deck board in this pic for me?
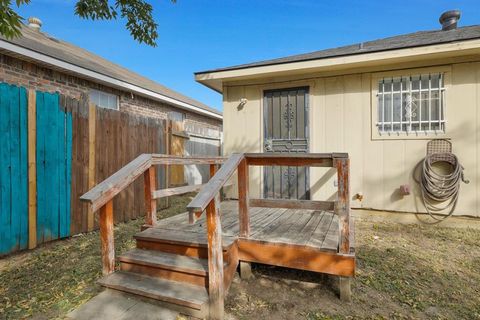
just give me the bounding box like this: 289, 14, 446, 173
152, 200, 354, 253
307, 212, 334, 248
294, 211, 325, 245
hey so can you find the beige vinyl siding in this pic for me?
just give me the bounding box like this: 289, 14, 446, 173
223, 61, 480, 217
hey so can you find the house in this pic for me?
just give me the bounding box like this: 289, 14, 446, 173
0, 18, 222, 255
195, 10, 480, 218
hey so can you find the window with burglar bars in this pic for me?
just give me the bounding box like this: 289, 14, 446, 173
377, 73, 445, 134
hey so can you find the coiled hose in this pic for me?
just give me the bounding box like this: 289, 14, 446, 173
419, 152, 469, 221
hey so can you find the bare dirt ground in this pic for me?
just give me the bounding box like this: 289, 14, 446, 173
1, 197, 479, 320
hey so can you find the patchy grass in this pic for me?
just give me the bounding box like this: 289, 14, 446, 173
1, 201, 480, 319
0, 194, 195, 320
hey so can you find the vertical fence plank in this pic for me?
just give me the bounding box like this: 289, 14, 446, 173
18, 86, 28, 250
63, 107, 72, 238
28, 89, 37, 249
70, 95, 89, 235
46, 93, 59, 241
88, 103, 96, 231
10, 84, 21, 252
0, 84, 12, 254
0, 84, 7, 254
57, 95, 66, 240
35, 91, 45, 244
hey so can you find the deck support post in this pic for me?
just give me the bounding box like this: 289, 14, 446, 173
339, 276, 352, 302
237, 158, 250, 238
239, 261, 252, 280
144, 166, 157, 227
99, 200, 115, 275
335, 157, 352, 300
206, 199, 224, 320
335, 157, 350, 254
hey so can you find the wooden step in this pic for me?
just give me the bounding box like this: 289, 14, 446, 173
119, 249, 210, 275
98, 271, 209, 312
135, 227, 237, 260
135, 227, 236, 249
118, 249, 211, 287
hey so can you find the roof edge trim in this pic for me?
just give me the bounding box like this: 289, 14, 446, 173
0, 39, 222, 120
195, 35, 480, 77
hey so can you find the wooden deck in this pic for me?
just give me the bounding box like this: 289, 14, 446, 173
81, 153, 355, 319
154, 201, 355, 254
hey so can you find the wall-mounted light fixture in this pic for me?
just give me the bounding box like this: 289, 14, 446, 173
237, 98, 248, 110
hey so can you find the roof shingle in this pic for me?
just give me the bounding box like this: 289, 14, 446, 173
196, 25, 480, 74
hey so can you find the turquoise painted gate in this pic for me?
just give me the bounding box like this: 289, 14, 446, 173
0, 83, 28, 255
36, 91, 72, 244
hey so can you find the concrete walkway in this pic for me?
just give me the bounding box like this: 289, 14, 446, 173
67, 290, 179, 320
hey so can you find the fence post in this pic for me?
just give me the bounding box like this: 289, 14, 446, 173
206, 198, 224, 319
144, 166, 157, 226
87, 103, 96, 232
99, 200, 115, 275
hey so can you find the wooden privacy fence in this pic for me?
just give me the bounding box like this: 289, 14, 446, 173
0, 83, 167, 255
0, 82, 221, 256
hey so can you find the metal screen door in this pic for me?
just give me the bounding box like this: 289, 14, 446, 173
263, 87, 309, 199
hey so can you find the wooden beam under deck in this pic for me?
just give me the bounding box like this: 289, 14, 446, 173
237, 239, 355, 277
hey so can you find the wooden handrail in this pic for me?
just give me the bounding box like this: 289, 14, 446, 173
187, 153, 245, 213
80, 154, 228, 212
80, 153, 153, 212
245, 152, 347, 167
151, 154, 226, 165
79, 153, 230, 277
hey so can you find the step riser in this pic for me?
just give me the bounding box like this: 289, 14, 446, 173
120, 262, 208, 287
136, 240, 232, 264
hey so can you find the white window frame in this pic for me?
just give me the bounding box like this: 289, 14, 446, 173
89, 89, 119, 110
371, 66, 451, 140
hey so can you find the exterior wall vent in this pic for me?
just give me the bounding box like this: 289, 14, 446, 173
439, 10, 461, 31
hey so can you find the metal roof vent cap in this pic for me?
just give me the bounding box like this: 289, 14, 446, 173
27, 17, 42, 30
439, 10, 461, 31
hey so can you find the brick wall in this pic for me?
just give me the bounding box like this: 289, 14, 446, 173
0, 53, 222, 131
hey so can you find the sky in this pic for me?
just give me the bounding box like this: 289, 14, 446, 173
16, 0, 480, 112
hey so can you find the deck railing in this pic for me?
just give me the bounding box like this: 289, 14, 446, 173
80, 152, 350, 320
186, 152, 350, 318
80, 154, 226, 275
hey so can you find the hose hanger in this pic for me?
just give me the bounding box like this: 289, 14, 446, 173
417, 139, 469, 221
